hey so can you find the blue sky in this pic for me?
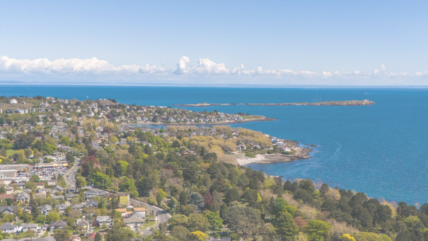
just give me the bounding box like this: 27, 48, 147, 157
1, 0, 428, 86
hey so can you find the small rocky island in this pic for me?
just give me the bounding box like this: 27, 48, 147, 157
174, 99, 375, 107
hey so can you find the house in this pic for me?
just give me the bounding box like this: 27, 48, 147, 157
10, 99, 17, 104
115, 208, 127, 217
5, 187, 13, 194
66, 193, 75, 201
123, 216, 144, 230
96, 216, 112, 227
21, 223, 40, 232
35, 182, 45, 189
49, 221, 67, 231
85, 199, 99, 208
132, 207, 146, 219
76, 220, 90, 231
0, 206, 17, 215
51, 185, 64, 193
0, 194, 14, 201
0, 223, 19, 233
16, 192, 30, 203
56, 204, 68, 213
40, 204, 52, 215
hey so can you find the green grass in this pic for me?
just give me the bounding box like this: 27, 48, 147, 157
6, 150, 19, 156
142, 220, 156, 228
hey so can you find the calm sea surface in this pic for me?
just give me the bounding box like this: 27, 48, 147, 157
1, 85, 428, 204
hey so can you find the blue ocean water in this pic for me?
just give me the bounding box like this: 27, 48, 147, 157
1, 85, 428, 205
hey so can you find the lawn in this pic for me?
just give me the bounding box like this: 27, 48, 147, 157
6, 150, 19, 156
142, 220, 156, 228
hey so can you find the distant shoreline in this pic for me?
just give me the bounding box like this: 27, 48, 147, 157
121, 116, 276, 127
174, 100, 375, 107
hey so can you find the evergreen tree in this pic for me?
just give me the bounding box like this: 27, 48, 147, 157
274, 212, 298, 240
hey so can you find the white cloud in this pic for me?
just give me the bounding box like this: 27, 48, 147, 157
0, 56, 166, 75
0, 55, 427, 85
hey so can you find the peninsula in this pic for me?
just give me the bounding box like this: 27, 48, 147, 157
174, 99, 375, 107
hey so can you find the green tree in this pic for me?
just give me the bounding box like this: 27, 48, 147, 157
226, 205, 261, 236
204, 211, 223, 230
57, 175, 66, 188
168, 215, 188, 228
274, 212, 298, 240
76, 176, 87, 188
188, 214, 209, 232
46, 211, 60, 223
54, 230, 71, 241
94, 232, 103, 241
171, 225, 190, 241
306, 220, 332, 241
90, 172, 112, 188
29, 174, 41, 182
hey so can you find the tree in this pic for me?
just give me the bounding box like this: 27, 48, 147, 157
29, 174, 41, 182
189, 192, 205, 211
171, 225, 190, 240
57, 175, 66, 188
66, 152, 75, 162
188, 214, 209, 232
94, 232, 103, 241
46, 211, 60, 223
339, 234, 356, 241
354, 232, 390, 241
76, 176, 87, 188
90, 172, 112, 189
169, 215, 189, 228
306, 220, 331, 241
220, 204, 229, 220
274, 212, 298, 240
226, 205, 261, 236
54, 230, 71, 241
105, 225, 135, 241
204, 211, 223, 230
188, 231, 208, 241
179, 191, 188, 205
224, 187, 239, 204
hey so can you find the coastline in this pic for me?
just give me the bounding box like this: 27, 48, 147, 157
174, 100, 375, 107
234, 146, 312, 165
120, 116, 276, 127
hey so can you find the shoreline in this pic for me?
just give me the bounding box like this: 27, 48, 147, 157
234, 146, 312, 165
174, 100, 375, 107
120, 117, 276, 127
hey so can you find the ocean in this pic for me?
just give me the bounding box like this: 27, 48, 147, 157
1, 85, 428, 205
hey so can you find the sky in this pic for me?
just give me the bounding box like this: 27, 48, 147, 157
1, 0, 428, 86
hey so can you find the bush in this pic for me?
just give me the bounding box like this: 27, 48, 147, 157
245, 152, 256, 158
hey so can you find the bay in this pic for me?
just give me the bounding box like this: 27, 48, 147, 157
1, 85, 427, 204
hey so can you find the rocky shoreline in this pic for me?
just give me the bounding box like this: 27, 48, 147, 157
234, 146, 312, 165
174, 99, 375, 107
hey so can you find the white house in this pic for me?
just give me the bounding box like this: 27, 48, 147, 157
10, 99, 17, 104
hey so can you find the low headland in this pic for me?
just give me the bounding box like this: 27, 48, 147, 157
174, 99, 375, 107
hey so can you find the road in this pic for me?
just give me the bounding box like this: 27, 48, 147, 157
64, 158, 80, 188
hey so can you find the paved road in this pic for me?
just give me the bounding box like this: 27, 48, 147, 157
65, 158, 80, 188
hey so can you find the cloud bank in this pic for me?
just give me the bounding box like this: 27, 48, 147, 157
0, 55, 427, 85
